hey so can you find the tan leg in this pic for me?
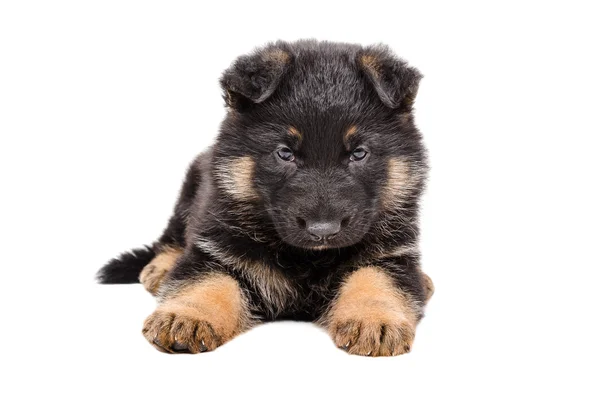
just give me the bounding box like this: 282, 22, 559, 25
421, 271, 435, 303
142, 273, 253, 353
139, 246, 183, 295
323, 267, 419, 357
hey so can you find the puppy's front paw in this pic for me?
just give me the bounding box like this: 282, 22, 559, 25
142, 273, 252, 353
330, 317, 415, 357
142, 306, 222, 353
324, 267, 419, 357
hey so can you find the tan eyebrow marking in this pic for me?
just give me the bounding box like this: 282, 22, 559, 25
288, 126, 302, 142
344, 125, 358, 145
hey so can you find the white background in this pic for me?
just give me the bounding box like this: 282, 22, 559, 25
1, 1, 599, 396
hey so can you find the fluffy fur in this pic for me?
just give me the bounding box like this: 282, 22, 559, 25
98, 40, 433, 356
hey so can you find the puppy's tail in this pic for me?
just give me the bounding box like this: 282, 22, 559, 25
96, 245, 156, 284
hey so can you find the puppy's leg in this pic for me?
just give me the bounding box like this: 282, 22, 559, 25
421, 271, 435, 303
322, 267, 422, 357
156, 151, 209, 248
142, 272, 254, 353
139, 150, 212, 294
139, 246, 183, 295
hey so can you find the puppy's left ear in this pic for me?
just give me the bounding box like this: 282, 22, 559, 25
220, 45, 292, 110
357, 45, 422, 111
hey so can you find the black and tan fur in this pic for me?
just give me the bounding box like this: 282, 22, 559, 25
98, 40, 433, 357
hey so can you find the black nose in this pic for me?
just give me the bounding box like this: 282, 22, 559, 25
305, 220, 342, 242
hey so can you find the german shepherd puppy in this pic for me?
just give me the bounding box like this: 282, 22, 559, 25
98, 40, 433, 356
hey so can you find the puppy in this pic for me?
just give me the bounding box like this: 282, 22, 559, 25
98, 40, 433, 356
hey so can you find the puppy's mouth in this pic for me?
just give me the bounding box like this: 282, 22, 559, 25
278, 231, 362, 251
300, 234, 357, 250
307, 243, 335, 251
282, 233, 347, 250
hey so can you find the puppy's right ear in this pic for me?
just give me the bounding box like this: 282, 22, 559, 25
220, 45, 292, 110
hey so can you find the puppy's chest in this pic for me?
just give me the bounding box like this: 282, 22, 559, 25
241, 252, 348, 318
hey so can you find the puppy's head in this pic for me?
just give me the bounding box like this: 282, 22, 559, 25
215, 41, 425, 250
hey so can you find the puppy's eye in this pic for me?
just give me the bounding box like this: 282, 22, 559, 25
277, 147, 295, 162
350, 148, 368, 161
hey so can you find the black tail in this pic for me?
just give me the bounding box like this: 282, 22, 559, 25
96, 245, 156, 284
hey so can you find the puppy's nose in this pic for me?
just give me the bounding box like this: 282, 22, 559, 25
306, 220, 342, 242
